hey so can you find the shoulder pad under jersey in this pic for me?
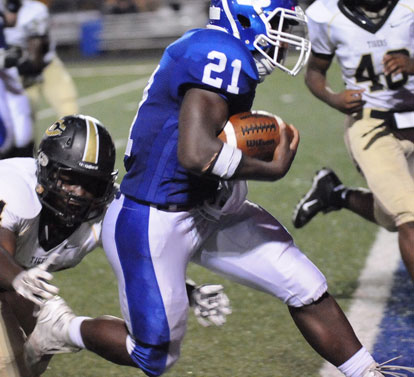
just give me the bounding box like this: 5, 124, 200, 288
168, 28, 258, 96
306, 0, 339, 24
0, 158, 41, 221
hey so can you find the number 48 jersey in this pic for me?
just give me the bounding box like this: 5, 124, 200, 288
121, 28, 259, 207
306, 0, 414, 111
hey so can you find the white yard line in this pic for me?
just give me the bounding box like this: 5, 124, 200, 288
68, 64, 156, 77
114, 138, 127, 150
37, 77, 149, 121
319, 228, 400, 377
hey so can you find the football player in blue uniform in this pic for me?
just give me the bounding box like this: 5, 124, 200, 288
25, 1, 404, 376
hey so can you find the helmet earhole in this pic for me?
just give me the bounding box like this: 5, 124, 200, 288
237, 15, 251, 28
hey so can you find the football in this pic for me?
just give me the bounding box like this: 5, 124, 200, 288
218, 110, 289, 161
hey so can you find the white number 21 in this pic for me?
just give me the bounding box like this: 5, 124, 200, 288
202, 51, 241, 94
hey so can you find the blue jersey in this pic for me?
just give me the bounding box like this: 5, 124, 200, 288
121, 28, 259, 206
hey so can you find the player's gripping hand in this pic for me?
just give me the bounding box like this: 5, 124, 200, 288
331, 89, 365, 115
12, 256, 59, 306
269, 122, 299, 181
191, 284, 232, 327
383, 53, 414, 76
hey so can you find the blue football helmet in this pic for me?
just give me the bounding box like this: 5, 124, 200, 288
207, 0, 311, 76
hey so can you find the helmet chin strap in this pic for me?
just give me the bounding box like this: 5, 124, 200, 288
253, 52, 275, 82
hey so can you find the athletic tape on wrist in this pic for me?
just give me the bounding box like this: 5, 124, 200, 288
211, 143, 242, 179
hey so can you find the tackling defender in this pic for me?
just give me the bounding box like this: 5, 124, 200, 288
24, 1, 414, 376
292, 0, 414, 283
0, 114, 117, 376
0, 114, 230, 376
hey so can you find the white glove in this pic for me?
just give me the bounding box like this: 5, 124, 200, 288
191, 284, 232, 327
12, 255, 59, 306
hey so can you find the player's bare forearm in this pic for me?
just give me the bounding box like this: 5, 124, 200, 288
303, 54, 362, 113
0, 228, 21, 289
178, 88, 228, 174
305, 67, 330, 102
305, 54, 334, 103
306, 67, 365, 114
0, 247, 22, 290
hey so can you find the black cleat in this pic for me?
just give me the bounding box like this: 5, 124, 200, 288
292, 168, 345, 228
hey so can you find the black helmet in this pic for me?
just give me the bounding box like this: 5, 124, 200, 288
36, 115, 117, 226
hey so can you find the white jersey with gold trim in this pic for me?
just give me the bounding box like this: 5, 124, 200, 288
4, 0, 55, 64
306, 0, 414, 111
0, 158, 102, 271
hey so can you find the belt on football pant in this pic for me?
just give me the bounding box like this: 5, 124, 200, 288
122, 193, 197, 212
352, 109, 393, 122
353, 109, 414, 130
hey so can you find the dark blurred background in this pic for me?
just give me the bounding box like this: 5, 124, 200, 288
43, 0, 313, 59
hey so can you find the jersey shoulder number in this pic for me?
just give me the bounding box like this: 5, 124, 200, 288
169, 29, 258, 96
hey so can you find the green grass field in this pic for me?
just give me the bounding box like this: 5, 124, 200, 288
35, 56, 379, 377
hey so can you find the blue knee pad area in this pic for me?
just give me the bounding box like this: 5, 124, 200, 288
114, 202, 171, 376
129, 340, 169, 377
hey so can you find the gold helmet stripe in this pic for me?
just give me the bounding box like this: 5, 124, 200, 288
83, 119, 99, 164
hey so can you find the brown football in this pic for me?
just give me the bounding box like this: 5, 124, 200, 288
218, 110, 288, 161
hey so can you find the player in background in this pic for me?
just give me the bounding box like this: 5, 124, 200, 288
292, 0, 414, 283
0, 0, 31, 159
4, 0, 79, 122
0, 114, 229, 376
1, 0, 36, 159
25, 1, 414, 376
